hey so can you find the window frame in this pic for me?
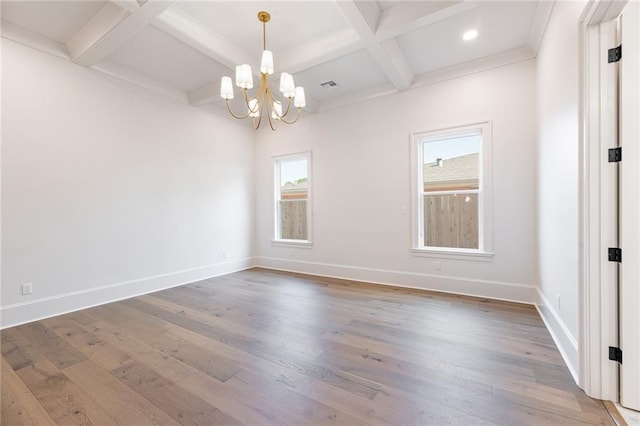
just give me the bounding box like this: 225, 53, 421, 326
272, 151, 313, 247
410, 122, 493, 261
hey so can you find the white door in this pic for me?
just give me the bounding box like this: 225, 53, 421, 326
620, 0, 640, 412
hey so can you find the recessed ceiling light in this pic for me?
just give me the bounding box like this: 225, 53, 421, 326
462, 30, 478, 41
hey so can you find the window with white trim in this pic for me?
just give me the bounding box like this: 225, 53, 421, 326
411, 122, 493, 258
273, 152, 312, 245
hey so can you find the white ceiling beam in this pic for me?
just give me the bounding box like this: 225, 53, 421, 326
1, 21, 69, 60
152, 6, 253, 71
353, 0, 381, 33
188, 82, 219, 107
335, 1, 414, 91
526, 1, 555, 52
66, 0, 176, 67
278, 29, 362, 74
318, 46, 536, 113
94, 60, 188, 102
318, 82, 397, 112
411, 46, 536, 89
376, 1, 478, 41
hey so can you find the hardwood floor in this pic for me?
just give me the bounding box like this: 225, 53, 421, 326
1, 268, 614, 425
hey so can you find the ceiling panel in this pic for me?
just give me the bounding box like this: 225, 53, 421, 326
396, 1, 537, 75
377, 1, 403, 12
292, 49, 388, 102
1, 0, 106, 44
174, 1, 350, 59
104, 25, 231, 93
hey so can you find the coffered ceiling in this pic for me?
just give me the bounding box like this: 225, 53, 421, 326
1, 0, 553, 119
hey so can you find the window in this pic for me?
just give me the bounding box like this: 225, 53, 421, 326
273, 152, 312, 245
411, 122, 493, 259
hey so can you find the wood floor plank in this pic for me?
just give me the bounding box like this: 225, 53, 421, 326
14, 322, 87, 369
1, 357, 56, 426
15, 359, 119, 425
63, 360, 181, 426
111, 359, 242, 425
79, 320, 200, 384
229, 368, 372, 425
0, 268, 615, 425
178, 372, 302, 425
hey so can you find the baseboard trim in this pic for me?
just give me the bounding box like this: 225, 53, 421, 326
0, 257, 255, 329
254, 257, 537, 304
536, 289, 580, 384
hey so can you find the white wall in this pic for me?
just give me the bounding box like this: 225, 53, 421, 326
254, 60, 538, 303
0, 39, 254, 327
535, 0, 586, 380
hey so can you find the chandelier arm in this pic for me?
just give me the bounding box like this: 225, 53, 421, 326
242, 89, 261, 115
279, 107, 302, 125
267, 112, 278, 131
265, 87, 292, 120
225, 99, 253, 120
281, 96, 292, 118
252, 82, 267, 129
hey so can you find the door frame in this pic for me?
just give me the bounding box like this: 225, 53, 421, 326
578, 0, 627, 401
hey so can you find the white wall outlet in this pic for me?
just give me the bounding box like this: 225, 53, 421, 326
557, 294, 561, 310
434, 261, 442, 271
222, 252, 228, 260
21, 283, 33, 295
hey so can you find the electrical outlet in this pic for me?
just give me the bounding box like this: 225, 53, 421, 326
21, 283, 33, 295
557, 294, 561, 310
434, 261, 442, 271
222, 252, 228, 260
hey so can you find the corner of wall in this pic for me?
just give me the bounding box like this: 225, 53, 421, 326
535, 289, 579, 384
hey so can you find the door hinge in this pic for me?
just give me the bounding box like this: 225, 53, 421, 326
608, 247, 622, 262
608, 45, 622, 63
608, 147, 622, 162
609, 346, 622, 363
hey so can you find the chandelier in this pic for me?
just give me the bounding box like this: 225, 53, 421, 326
219, 11, 306, 131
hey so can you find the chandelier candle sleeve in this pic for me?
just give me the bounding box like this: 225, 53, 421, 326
280, 73, 296, 98
220, 76, 234, 99
260, 50, 274, 75
220, 11, 304, 130
294, 87, 306, 108
235, 64, 253, 89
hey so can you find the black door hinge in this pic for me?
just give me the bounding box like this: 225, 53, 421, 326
608, 248, 622, 262
608, 147, 622, 162
609, 346, 622, 363
608, 45, 622, 63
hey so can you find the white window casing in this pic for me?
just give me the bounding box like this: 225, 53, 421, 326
410, 122, 493, 261
272, 151, 313, 247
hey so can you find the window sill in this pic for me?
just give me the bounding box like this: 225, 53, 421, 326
411, 248, 494, 262
271, 240, 313, 248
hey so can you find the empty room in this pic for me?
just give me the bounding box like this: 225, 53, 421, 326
1, 0, 639, 425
